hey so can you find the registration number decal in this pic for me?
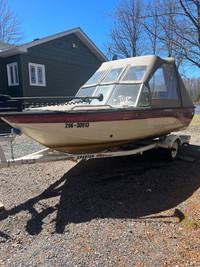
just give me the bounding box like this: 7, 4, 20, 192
65, 122, 90, 128
77, 154, 94, 160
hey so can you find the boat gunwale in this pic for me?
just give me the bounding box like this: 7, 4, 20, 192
0, 106, 195, 117
1, 107, 195, 126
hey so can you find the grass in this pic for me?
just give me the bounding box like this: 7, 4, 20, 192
190, 114, 200, 126
180, 218, 199, 229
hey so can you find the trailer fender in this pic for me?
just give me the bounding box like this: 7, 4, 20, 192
159, 134, 181, 149
158, 134, 182, 161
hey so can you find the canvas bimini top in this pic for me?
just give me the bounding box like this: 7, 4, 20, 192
77, 55, 194, 109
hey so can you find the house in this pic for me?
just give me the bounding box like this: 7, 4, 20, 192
0, 27, 107, 98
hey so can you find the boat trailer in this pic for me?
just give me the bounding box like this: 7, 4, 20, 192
0, 131, 191, 170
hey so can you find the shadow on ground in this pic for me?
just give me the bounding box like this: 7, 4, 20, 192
0, 144, 200, 235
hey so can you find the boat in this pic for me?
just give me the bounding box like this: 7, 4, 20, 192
0, 55, 195, 154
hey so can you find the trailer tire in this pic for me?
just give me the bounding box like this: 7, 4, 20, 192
166, 139, 180, 161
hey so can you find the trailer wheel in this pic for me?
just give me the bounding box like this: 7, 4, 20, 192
166, 139, 180, 161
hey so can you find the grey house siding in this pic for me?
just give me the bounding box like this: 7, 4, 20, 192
4, 54, 23, 97
21, 33, 102, 97
0, 58, 6, 94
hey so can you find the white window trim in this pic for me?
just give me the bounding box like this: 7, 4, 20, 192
7, 62, 19, 86
28, 63, 46, 86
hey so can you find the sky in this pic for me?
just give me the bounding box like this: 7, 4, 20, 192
8, 0, 118, 55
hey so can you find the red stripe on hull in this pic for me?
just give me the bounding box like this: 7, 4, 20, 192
2, 108, 194, 124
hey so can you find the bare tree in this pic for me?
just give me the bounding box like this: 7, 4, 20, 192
160, 0, 177, 57
183, 77, 200, 101
146, 0, 160, 55
107, 0, 200, 73
145, 0, 200, 68
175, 0, 200, 68
143, 0, 185, 67
107, 0, 146, 58
0, 0, 23, 44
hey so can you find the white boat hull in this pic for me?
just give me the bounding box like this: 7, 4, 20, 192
3, 107, 192, 153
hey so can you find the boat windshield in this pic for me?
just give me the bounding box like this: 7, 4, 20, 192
90, 85, 114, 105
76, 86, 96, 98
76, 85, 114, 105
76, 83, 142, 107
107, 84, 141, 107
84, 70, 106, 85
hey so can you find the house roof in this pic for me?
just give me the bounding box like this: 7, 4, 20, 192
0, 42, 16, 52
0, 27, 107, 62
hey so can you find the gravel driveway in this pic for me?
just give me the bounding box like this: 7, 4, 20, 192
0, 126, 200, 266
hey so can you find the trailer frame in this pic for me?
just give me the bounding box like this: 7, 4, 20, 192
0, 132, 191, 169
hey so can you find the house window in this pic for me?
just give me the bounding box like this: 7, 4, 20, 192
28, 63, 46, 86
7, 62, 19, 86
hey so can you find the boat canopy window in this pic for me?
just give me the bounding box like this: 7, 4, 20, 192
102, 68, 123, 83
122, 66, 147, 81
90, 85, 114, 105
137, 85, 150, 107
149, 63, 179, 100
84, 70, 106, 85
76, 86, 96, 97
107, 84, 141, 107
